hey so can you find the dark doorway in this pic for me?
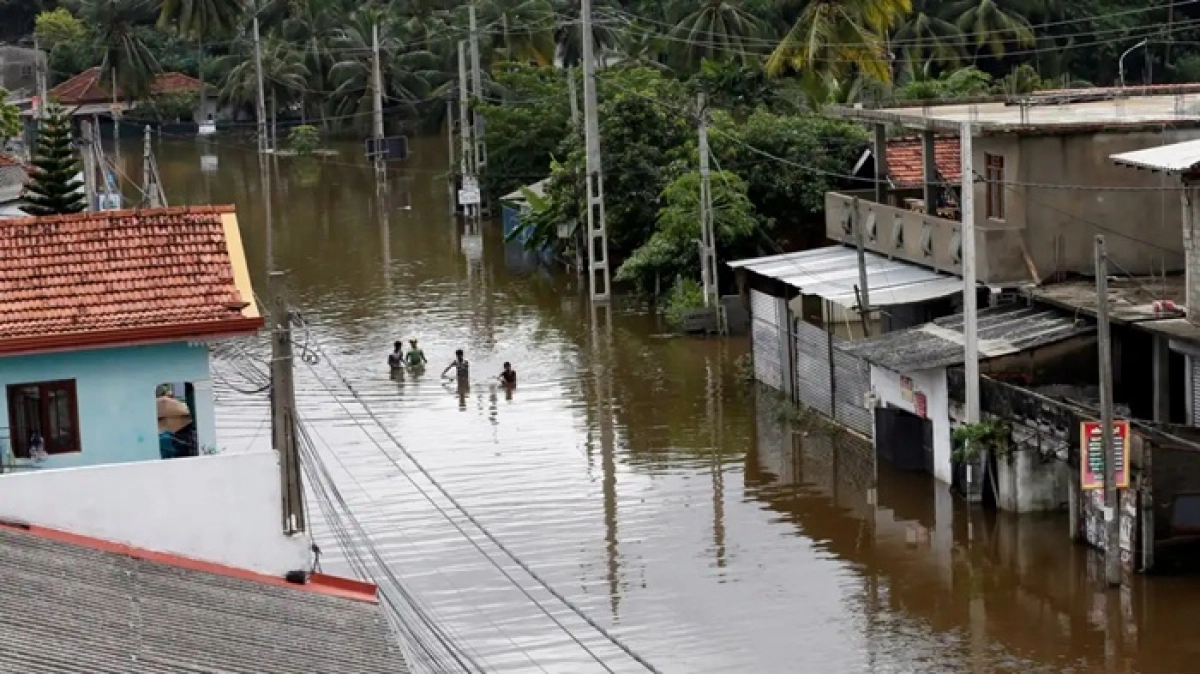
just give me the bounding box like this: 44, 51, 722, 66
874, 405, 931, 473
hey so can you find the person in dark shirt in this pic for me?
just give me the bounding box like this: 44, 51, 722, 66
498, 362, 517, 387
441, 349, 470, 381
387, 341, 403, 369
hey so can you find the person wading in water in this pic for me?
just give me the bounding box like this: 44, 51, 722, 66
498, 362, 517, 388
441, 349, 470, 382
387, 341, 404, 370
405, 339, 427, 370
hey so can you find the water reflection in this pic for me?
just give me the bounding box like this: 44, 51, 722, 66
141, 135, 1200, 674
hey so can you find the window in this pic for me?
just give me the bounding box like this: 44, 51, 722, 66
19, 65, 33, 78
7, 380, 80, 458
985, 153, 1005, 220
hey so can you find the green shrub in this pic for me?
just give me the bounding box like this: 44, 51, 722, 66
288, 125, 320, 155
663, 277, 706, 328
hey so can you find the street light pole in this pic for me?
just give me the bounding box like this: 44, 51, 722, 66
1119, 39, 1148, 88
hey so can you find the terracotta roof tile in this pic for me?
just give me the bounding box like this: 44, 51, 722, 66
50, 68, 203, 106
885, 136, 961, 188
0, 205, 258, 350
0, 155, 20, 167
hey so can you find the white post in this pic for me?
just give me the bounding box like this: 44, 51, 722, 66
252, 15, 269, 154
81, 119, 97, 211
1095, 235, 1121, 586
371, 22, 386, 182
960, 121, 980, 423
34, 36, 47, 121
457, 41, 473, 218
581, 0, 611, 302
697, 93, 716, 308
469, 1, 486, 203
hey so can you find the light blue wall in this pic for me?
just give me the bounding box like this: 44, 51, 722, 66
0, 342, 214, 470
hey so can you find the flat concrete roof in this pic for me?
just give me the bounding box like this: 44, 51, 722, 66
831, 89, 1200, 134
1031, 276, 1184, 324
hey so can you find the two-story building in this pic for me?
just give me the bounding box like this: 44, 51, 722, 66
0, 205, 262, 470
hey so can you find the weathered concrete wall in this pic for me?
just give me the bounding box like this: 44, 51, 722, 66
974, 130, 1196, 280
870, 365, 952, 484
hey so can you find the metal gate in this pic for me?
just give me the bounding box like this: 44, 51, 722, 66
750, 290, 783, 391
794, 318, 832, 416
832, 345, 873, 438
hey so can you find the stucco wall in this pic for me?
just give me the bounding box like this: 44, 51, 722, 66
0, 342, 216, 469
870, 365, 952, 484
972, 130, 1196, 280
0, 451, 309, 576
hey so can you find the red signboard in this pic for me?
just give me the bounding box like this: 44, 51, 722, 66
914, 392, 927, 419
1080, 420, 1130, 491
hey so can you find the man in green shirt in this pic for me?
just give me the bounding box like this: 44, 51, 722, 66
405, 339, 427, 369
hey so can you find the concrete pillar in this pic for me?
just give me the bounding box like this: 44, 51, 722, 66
1183, 185, 1200, 326
922, 130, 937, 215
874, 124, 888, 205
191, 379, 217, 454
1153, 335, 1171, 422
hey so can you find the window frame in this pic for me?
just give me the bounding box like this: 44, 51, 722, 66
6, 380, 81, 458
985, 153, 1005, 221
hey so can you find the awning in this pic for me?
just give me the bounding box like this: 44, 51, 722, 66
728, 245, 963, 308
1111, 139, 1200, 174
501, 178, 550, 204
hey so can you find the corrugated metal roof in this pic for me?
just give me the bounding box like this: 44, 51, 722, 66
728, 245, 963, 308
1110, 139, 1200, 174
838, 304, 1094, 372
0, 526, 405, 674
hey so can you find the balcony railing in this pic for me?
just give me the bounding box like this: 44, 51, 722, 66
826, 192, 965, 277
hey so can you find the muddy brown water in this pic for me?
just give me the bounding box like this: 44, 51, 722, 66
125, 134, 1200, 673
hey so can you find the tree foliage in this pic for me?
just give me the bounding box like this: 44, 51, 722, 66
0, 90, 21, 143
22, 106, 86, 217
35, 8, 86, 50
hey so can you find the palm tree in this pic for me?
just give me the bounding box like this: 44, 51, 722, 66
767, 0, 912, 104
943, 0, 1034, 62
668, 0, 765, 68
480, 0, 557, 66
157, 0, 244, 123
83, 0, 160, 102
273, 0, 344, 125
553, 0, 620, 68
892, 3, 963, 75
326, 11, 445, 131
218, 36, 308, 146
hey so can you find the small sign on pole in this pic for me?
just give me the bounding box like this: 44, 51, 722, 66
365, 136, 409, 161
458, 186, 481, 206
1080, 420, 1130, 490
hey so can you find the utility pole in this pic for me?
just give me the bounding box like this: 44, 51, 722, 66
852, 197, 872, 337
1095, 235, 1120, 586
33, 36, 47, 121
697, 93, 717, 309
457, 40, 474, 218
270, 272, 305, 535
80, 119, 97, 211
446, 96, 456, 210
253, 14, 269, 154
141, 125, 163, 208
468, 2, 487, 215
581, 0, 611, 302
371, 22, 386, 182
960, 121, 980, 423
568, 67, 580, 132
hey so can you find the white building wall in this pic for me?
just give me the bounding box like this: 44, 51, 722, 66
869, 364, 952, 484
0, 450, 309, 576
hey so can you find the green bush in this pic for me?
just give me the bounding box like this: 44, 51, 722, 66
663, 277, 706, 329
288, 125, 320, 155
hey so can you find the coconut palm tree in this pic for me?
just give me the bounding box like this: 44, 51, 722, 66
157, 0, 244, 123
554, 0, 621, 68
218, 36, 308, 145
892, 2, 963, 74
943, 0, 1034, 62
667, 0, 765, 68
272, 0, 344, 125
478, 0, 558, 66
767, 0, 912, 104
83, 0, 160, 102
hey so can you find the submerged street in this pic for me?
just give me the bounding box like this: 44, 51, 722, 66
143, 135, 1200, 673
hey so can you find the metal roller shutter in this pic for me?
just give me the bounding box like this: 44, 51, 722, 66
794, 319, 833, 416
832, 346, 873, 438
751, 290, 783, 391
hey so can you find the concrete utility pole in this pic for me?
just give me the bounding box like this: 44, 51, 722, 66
33, 36, 47, 120
468, 3, 488, 215
80, 119, 97, 211
371, 22, 386, 181
1095, 235, 1120, 586
568, 67, 580, 132
581, 0, 611, 302
446, 97, 456, 209
141, 125, 163, 208
252, 14, 269, 154
270, 273, 306, 535
852, 206, 872, 337
960, 121, 980, 423
697, 93, 717, 309
457, 41, 474, 218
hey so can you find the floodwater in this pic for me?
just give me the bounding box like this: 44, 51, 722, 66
135, 133, 1200, 673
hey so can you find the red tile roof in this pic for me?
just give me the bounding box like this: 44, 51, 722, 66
50, 67, 203, 106
884, 136, 961, 188
0, 205, 262, 355
0, 155, 20, 167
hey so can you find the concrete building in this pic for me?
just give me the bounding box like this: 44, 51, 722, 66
0, 206, 261, 470
827, 86, 1200, 286
0, 45, 45, 98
